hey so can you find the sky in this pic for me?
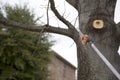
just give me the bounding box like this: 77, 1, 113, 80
1, 0, 120, 67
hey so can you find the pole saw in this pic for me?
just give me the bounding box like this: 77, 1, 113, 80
79, 30, 120, 80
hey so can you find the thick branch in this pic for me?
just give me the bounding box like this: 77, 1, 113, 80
49, 0, 76, 30
0, 17, 72, 37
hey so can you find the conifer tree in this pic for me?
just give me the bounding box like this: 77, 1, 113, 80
0, 4, 52, 80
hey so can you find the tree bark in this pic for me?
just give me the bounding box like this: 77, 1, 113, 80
75, 0, 120, 80
117, 22, 120, 43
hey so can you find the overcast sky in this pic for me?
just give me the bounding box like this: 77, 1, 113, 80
1, 0, 120, 67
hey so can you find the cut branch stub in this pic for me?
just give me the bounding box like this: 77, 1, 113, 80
93, 20, 104, 29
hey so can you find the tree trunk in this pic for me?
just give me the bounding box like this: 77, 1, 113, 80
76, 0, 120, 80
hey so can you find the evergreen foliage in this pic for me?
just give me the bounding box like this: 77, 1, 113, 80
0, 4, 52, 80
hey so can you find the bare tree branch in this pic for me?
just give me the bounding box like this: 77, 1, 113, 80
0, 17, 72, 37
49, 0, 76, 30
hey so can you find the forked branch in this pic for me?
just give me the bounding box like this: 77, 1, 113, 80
49, 0, 76, 30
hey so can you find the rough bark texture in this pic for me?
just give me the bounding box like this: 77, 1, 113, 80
76, 0, 120, 80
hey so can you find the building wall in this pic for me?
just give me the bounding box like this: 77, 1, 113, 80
48, 52, 76, 80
